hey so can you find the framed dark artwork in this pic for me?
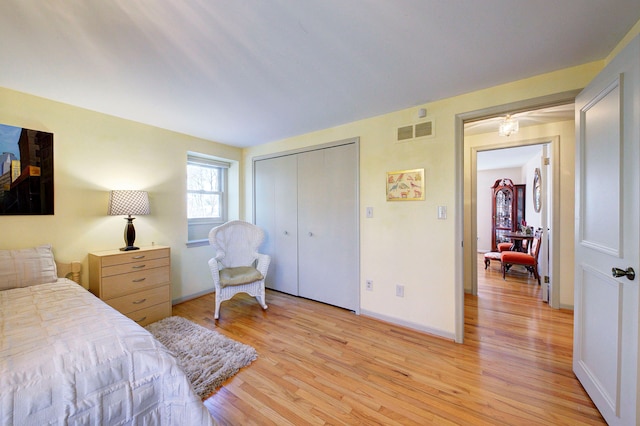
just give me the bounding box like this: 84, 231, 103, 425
0, 124, 54, 215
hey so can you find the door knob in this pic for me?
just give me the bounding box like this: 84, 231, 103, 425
612, 267, 635, 281
308, 232, 313, 237
283, 231, 288, 235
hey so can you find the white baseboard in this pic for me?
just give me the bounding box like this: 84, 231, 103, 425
172, 288, 215, 305
359, 309, 456, 342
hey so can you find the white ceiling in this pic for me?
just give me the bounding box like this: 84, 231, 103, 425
477, 145, 544, 172
468, 104, 574, 171
464, 104, 575, 137
1, 1, 639, 148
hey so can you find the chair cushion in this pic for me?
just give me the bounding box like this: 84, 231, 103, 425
219, 266, 264, 288
501, 251, 536, 266
484, 251, 501, 260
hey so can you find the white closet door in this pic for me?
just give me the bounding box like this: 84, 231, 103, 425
254, 155, 299, 295
297, 144, 358, 311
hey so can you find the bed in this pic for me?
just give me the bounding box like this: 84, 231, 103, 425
0, 245, 216, 425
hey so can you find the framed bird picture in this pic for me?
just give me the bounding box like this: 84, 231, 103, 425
386, 168, 424, 201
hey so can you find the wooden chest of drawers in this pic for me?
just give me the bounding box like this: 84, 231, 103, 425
89, 246, 171, 326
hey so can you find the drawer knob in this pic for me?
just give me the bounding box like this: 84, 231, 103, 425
132, 255, 145, 259
132, 264, 146, 269
132, 298, 147, 305
135, 316, 147, 323
132, 278, 146, 283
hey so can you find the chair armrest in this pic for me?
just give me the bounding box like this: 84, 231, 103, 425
208, 257, 222, 289
255, 253, 271, 278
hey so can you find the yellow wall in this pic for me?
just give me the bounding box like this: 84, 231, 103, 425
0, 87, 243, 300
5, 24, 638, 337
244, 61, 602, 338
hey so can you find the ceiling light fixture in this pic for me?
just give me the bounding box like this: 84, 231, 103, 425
498, 114, 519, 137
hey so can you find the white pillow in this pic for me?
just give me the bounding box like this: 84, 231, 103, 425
0, 244, 58, 290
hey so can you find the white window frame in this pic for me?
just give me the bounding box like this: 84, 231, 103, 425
187, 153, 229, 244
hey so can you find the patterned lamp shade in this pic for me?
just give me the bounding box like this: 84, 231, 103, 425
108, 190, 150, 216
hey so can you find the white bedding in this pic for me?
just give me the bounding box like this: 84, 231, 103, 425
0, 279, 216, 425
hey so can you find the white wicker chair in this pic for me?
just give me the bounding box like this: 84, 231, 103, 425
208, 220, 270, 320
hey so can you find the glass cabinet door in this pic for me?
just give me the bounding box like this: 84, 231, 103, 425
514, 184, 526, 229
495, 188, 513, 229
491, 178, 525, 251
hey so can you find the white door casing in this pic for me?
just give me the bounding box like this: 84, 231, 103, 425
573, 35, 640, 425
539, 146, 549, 303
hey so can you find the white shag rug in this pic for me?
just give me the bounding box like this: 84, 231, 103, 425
145, 316, 257, 399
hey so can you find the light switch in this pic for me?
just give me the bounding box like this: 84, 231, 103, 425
437, 205, 447, 219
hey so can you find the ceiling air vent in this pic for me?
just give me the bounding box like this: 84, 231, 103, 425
395, 118, 435, 143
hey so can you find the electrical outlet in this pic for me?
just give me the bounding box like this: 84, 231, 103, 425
366, 207, 373, 218
396, 284, 404, 297
366, 280, 373, 291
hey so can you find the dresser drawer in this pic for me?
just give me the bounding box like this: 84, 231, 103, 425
100, 248, 170, 267
101, 266, 170, 299
124, 303, 172, 327
105, 285, 170, 315
102, 257, 170, 277
89, 246, 172, 325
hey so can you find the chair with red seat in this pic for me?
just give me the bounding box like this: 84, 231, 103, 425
500, 231, 542, 285
484, 240, 516, 269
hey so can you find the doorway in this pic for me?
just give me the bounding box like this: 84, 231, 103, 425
454, 90, 579, 343
475, 143, 550, 301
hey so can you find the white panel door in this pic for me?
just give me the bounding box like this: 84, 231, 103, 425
254, 155, 299, 295
573, 36, 639, 425
297, 144, 358, 311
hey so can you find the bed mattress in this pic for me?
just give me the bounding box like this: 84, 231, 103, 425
0, 279, 216, 425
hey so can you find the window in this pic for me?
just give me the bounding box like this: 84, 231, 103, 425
187, 153, 229, 243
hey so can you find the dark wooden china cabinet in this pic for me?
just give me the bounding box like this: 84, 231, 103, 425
491, 178, 526, 251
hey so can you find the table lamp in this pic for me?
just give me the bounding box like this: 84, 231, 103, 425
108, 190, 150, 251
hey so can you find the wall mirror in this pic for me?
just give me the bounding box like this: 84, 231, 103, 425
533, 168, 541, 213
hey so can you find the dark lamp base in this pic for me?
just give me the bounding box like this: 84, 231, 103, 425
121, 216, 140, 251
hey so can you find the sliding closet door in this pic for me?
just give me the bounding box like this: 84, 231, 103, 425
254, 155, 299, 295
297, 143, 358, 311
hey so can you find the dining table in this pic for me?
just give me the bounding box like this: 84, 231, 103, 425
502, 231, 534, 252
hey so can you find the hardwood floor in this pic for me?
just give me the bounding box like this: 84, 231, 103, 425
172, 256, 605, 425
